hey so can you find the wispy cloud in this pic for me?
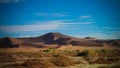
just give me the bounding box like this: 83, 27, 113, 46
85, 30, 120, 39
0, 0, 26, 3
98, 32, 120, 39
0, 20, 94, 33
80, 15, 91, 19
79, 22, 93, 24
35, 13, 68, 17
79, 15, 94, 24
90, 26, 120, 31
0, 21, 67, 32
61, 22, 93, 25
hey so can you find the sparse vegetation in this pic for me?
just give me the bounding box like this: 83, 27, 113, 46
51, 55, 74, 67
23, 59, 54, 68
43, 48, 55, 52
0, 49, 120, 68
100, 49, 107, 53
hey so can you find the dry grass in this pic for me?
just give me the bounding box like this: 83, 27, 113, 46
23, 59, 54, 68
90, 58, 119, 64
51, 55, 74, 67
0, 49, 120, 68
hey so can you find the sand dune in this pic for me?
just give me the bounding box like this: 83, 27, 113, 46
0, 32, 119, 49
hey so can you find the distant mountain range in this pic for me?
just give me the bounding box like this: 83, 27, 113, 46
0, 32, 120, 48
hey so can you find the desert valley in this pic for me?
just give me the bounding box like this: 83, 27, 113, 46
0, 0, 120, 68
0, 32, 120, 68
0, 32, 120, 51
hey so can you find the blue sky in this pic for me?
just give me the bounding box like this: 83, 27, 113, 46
0, 0, 120, 39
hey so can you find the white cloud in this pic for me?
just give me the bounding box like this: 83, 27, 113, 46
35, 13, 68, 17
18, 35, 35, 38
0, 20, 94, 33
80, 15, 91, 19
0, 21, 66, 32
0, 0, 26, 3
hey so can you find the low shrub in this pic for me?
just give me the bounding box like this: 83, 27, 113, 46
75, 49, 81, 53
43, 48, 54, 52
100, 49, 107, 53
77, 50, 88, 56
51, 55, 74, 67
23, 59, 54, 68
